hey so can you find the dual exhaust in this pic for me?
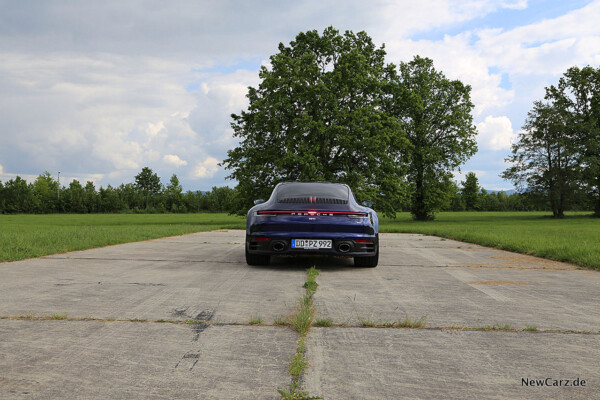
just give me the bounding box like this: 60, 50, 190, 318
269, 240, 354, 253
268, 240, 354, 253
272, 241, 287, 252
337, 242, 353, 253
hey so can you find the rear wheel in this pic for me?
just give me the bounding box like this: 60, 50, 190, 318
245, 247, 270, 266
354, 249, 378, 268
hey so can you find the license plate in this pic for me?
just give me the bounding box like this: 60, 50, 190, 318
292, 239, 332, 249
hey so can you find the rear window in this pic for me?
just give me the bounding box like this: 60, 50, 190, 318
276, 182, 349, 204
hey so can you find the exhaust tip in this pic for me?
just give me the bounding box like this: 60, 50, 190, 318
272, 241, 286, 252
338, 242, 352, 253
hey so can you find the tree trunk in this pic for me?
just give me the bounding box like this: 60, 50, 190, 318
549, 181, 559, 218
411, 168, 429, 221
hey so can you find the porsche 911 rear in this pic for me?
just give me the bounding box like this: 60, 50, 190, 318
245, 182, 379, 267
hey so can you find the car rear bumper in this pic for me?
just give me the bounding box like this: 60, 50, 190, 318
246, 233, 378, 257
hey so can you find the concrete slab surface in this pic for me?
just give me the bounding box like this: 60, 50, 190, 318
1, 230, 599, 399
314, 234, 600, 331
0, 320, 295, 400
304, 327, 600, 400
0, 231, 304, 323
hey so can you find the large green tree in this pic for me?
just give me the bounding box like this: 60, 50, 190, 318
461, 172, 480, 211
2, 176, 35, 213
32, 172, 59, 213
64, 179, 86, 213
222, 27, 408, 216
134, 167, 162, 209
502, 101, 579, 218
545, 66, 600, 216
84, 181, 99, 213
165, 174, 184, 212
386, 56, 477, 220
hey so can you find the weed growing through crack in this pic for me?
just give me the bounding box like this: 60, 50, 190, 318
249, 315, 263, 325
523, 325, 538, 331
49, 313, 68, 320
273, 317, 288, 326
478, 323, 512, 331
396, 316, 427, 328
288, 340, 308, 379
290, 296, 314, 334
278, 267, 323, 400
353, 315, 427, 328
313, 318, 333, 327
359, 318, 377, 327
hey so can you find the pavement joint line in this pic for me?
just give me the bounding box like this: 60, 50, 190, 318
381, 263, 583, 271
277, 267, 323, 400
2, 315, 599, 335
43, 257, 244, 264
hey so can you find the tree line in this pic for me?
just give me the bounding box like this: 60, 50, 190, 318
1, 167, 579, 214
0, 168, 239, 214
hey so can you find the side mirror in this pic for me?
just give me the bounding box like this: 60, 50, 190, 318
361, 200, 374, 208
254, 199, 265, 205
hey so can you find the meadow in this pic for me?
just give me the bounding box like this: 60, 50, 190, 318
380, 212, 600, 270
0, 213, 245, 262
1, 212, 598, 269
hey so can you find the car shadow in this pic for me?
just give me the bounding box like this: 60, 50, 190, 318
246, 255, 359, 272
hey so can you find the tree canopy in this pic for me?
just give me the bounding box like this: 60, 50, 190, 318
545, 66, 600, 216
222, 27, 409, 216
385, 56, 477, 220
503, 65, 600, 217
461, 172, 480, 211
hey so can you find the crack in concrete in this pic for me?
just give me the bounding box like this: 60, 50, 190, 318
2, 315, 599, 335
44, 256, 243, 264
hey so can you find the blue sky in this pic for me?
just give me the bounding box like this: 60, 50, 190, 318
1, 0, 599, 191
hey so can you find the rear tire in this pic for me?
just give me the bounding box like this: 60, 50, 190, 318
354, 249, 378, 268
245, 248, 270, 266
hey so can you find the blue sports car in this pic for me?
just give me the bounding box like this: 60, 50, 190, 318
245, 182, 379, 267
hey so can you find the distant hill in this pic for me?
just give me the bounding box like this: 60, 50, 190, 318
485, 189, 517, 195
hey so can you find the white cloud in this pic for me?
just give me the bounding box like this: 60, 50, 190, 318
1, 0, 598, 192
386, 33, 515, 115
147, 121, 166, 137
500, 0, 527, 10
475, 1, 600, 75
373, 0, 531, 39
193, 157, 220, 178
188, 69, 260, 156
163, 154, 188, 167
477, 115, 516, 150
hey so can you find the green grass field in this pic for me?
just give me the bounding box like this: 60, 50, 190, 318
1, 212, 599, 270
380, 212, 600, 270
0, 213, 245, 262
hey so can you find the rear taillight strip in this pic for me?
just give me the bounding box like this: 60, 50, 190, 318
257, 210, 367, 217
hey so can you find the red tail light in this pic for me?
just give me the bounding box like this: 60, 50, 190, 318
257, 210, 367, 217
354, 239, 373, 243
